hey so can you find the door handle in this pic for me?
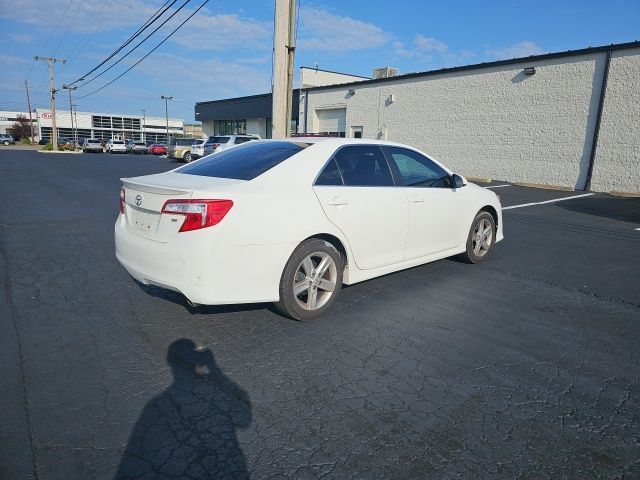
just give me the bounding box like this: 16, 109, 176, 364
410, 196, 424, 203
327, 197, 348, 206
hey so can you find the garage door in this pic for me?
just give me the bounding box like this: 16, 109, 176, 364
316, 108, 346, 135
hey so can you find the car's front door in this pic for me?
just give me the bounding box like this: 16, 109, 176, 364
383, 146, 468, 259
313, 145, 409, 270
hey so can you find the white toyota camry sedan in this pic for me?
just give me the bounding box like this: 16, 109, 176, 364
115, 138, 503, 320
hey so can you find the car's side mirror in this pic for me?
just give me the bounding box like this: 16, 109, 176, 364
451, 174, 466, 188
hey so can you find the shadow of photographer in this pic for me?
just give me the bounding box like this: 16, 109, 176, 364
115, 339, 252, 479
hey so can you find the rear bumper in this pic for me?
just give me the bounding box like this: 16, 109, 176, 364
114, 215, 293, 305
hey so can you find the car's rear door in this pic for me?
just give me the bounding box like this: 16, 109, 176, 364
383, 146, 468, 259
313, 145, 409, 270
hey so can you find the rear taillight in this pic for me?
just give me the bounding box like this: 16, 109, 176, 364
212, 143, 220, 150
161, 199, 233, 232
119, 187, 125, 214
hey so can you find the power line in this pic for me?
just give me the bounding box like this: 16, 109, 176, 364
76, 0, 190, 89
51, 0, 83, 58
77, 0, 210, 100
67, 0, 177, 86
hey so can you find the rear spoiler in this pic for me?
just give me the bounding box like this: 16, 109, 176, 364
120, 178, 191, 195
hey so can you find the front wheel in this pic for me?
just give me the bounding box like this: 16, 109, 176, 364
458, 211, 496, 264
274, 239, 343, 321
184, 152, 192, 163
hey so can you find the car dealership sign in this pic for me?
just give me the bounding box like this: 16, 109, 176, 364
40, 112, 52, 119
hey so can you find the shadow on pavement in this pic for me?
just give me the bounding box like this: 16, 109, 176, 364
557, 195, 640, 223
115, 339, 252, 479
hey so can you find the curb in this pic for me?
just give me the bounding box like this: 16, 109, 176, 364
37, 150, 82, 154
609, 191, 640, 198
465, 175, 492, 183
514, 182, 574, 192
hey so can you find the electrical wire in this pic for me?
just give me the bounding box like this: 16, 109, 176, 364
61, 0, 110, 67
77, 0, 210, 100
67, 0, 177, 86
76, 0, 191, 89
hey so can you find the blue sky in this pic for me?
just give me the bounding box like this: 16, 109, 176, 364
1, 0, 638, 121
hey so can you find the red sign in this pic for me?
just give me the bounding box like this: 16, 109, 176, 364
40, 112, 52, 119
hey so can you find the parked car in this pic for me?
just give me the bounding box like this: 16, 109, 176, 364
168, 137, 202, 162
129, 141, 148, 154
115, 139, 503, 320
147, 143, 167, 155
0, 133, 15, 145
82, 138, 104, 153
106, 139, 127, 153
190, 135, 259, 161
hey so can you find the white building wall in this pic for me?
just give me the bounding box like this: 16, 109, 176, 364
589, 48, 640, 194
303, 53, 610, 190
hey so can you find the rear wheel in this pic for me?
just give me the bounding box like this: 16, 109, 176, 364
3, 141, 9, 146
184, 152, 192, 163
274, 239, 343, 321
459, 211, 496, 263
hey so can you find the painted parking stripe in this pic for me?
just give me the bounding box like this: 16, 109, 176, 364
485, 184, 512, 189
503, 193, 595, 210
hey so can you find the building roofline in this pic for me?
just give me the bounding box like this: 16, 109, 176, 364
302, 40, 640, 92
299, 66, 370, 79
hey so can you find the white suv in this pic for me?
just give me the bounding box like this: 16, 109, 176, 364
106, 139, 127, 154
190, 134, 259, 160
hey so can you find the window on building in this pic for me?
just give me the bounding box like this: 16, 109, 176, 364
214, 119, 247, 135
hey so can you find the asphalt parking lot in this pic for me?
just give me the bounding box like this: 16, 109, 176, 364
1, 148, 639, 480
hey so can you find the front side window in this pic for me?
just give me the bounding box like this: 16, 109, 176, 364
384, 147, 450, 188
332, 145, 394, 187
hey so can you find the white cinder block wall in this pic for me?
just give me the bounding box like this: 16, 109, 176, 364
589, 49, 640, 193
301, 46, 639, 193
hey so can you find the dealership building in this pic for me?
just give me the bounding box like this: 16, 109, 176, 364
1, 109, 185, 144
195, 42, 640, 194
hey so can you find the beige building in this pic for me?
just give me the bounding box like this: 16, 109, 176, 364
299, 41, 640, 193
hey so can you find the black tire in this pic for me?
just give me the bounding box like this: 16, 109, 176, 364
458, 210, 496, 264
3, 141, 9, 146
184, 152, 192, 163
274, 238, 344, 321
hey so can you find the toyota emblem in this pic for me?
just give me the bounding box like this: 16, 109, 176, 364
135, 194, 143, 206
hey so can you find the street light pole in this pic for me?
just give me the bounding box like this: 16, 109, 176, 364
161, 95, 173, 144
62, 85, 77, 147
140, 109, 146, 142
72, 104, 78, 145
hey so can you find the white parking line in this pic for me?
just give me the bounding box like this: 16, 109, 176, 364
485, 184, 512, 189
503, 193, 595, 210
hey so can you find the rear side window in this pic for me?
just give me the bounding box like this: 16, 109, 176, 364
384, 146, 450, 188
209, 136, 230, 144
331, 145, 394, 187
315, 159, 343, 186
177, 141, 305, 180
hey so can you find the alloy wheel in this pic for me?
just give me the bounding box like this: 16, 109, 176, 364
472, 218, 493, 257
293, 252, 338, 311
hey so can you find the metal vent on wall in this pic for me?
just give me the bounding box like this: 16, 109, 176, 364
373, 67, 399, 79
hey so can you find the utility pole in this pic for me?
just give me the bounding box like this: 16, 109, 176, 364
24, 80, 35, 144
62, 85, 77, 147
161, 95, 172, 144
140, 109, 146, 142
35, 56, 66, 150
271, 0, 297, 139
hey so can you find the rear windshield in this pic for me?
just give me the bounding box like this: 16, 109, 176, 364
87, 139, 101, 143
176, 141, 306, 180
113, 141, 124, 144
